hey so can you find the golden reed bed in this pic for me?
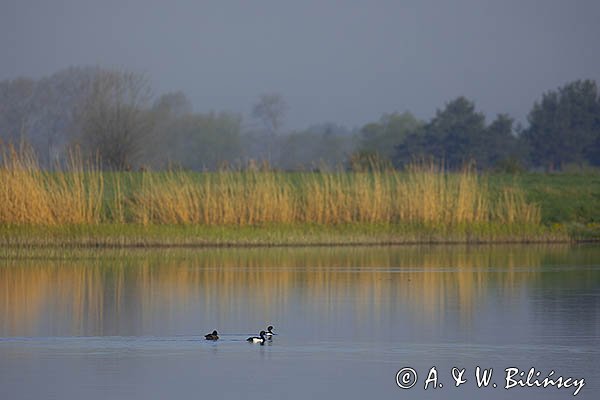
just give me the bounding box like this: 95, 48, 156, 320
0, 145, 539, 227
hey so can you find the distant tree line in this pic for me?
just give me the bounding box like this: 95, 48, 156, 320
0, 67, 355, 170
387, 80, 600, 171
390, 98, 522, 171
1, 66, 598, 171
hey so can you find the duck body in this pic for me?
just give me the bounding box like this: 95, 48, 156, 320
204, 330, 219, 340
247, 330, 266, 344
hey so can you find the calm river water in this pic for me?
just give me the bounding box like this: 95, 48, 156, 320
0, 245, 599, 399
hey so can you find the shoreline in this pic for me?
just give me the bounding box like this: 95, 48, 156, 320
2, 222, 594, 249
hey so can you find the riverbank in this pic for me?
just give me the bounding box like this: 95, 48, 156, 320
0, 222, 577, 248
1, 147, 598, 247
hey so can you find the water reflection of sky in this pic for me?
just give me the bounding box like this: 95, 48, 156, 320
1, 245, 599, 341
0, 245, 599, 399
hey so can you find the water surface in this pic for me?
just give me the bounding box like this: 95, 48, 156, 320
1, 245, 599, 399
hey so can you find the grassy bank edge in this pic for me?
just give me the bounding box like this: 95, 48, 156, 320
1, 222, 591, 249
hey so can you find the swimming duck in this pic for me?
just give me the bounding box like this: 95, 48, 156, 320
265, 325, 275, 339
204, 330, 219, 340
247, 330, 266, 344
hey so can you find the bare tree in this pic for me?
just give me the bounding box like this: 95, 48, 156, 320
32, 67, 98, 166
76, 69, 154, 169
0, 67, 103, 167
252, 93, 287, 164
252, 93, 287, 136
0, 78, 36, 144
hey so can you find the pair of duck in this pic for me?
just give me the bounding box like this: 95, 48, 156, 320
204, 325, 275, 344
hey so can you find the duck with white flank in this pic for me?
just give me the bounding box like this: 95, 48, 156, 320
247, 330, 266, 344
204, 330, 219, 340
265, 325, 275, 340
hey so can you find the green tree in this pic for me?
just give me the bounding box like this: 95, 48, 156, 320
146, 92, 194, 168
279, 126, 355, 170
393, 97, 486, 169
483, 113, 520, 169
162, 111, 242, 170
358, 111, 421, 160
153, 91, 193, 118
522, 79, 600, 170
393, 98, 521, 170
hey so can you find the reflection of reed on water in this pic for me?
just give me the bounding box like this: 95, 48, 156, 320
1, 245, 597, 336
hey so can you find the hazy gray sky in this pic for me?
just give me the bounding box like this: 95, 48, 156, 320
2, 0, 600, 130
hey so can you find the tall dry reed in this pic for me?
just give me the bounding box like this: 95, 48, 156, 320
129, 162, 540, 226
0, 145, 103, 225
0, 146, 540, 227
130, 170, 297, 225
